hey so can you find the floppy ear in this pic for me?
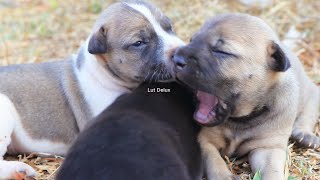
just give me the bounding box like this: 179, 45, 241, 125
88, 26, 108, 54
268, 41, 291, 72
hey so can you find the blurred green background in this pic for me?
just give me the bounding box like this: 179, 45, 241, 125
0, 0, 319, 69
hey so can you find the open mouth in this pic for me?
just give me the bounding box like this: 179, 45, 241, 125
194, 90, 230, 126
175, 77, 231, 126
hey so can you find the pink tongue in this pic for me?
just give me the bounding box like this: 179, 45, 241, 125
194, 91, 218, 124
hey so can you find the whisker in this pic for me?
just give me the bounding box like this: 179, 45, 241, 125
144, 70, 151, 82
150, 64, 159, 82
155, 68, 160, 82
150, 69, 157, 82
157, 71, 161, 82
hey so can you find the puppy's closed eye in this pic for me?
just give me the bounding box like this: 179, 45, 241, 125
211, 48, 235, 59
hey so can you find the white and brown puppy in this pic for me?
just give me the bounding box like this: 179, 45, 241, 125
173, 13, 319, 180
0, 1, 184, 179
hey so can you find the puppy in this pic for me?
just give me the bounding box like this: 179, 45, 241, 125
172, 13, 319, 179
0, 1, 184, 179
56, 83, 202, 180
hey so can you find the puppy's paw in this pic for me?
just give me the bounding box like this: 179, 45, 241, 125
12, 170, 36, 180
291, 129, 320, 149
0, 160, 36, 180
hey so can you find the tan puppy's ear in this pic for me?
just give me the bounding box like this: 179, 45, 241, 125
88, 26, 108, 54
267, 41, 291, 72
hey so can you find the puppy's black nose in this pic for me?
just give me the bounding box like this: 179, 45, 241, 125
173, 55, 186, 70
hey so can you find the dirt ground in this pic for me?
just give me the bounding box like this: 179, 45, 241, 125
0, 0, 319, 179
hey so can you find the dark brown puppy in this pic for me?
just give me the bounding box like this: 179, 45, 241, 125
172, 13, 319, 180
56, 83, 202, 180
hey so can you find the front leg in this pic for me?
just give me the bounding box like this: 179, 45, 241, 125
0, 94, 36, 179
249, 148, 286, 180
200, 141, 236, 180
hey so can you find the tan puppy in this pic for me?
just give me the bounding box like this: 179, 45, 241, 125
172, 13, 319, 180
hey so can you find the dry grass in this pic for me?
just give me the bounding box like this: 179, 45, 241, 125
0, 0, 319, 179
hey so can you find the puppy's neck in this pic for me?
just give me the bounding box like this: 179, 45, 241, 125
73, 40, 132, 117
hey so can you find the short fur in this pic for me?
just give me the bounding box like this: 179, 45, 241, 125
0, 1, 184, 179
173, 13, 319, 180
56, 83, 202, 180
